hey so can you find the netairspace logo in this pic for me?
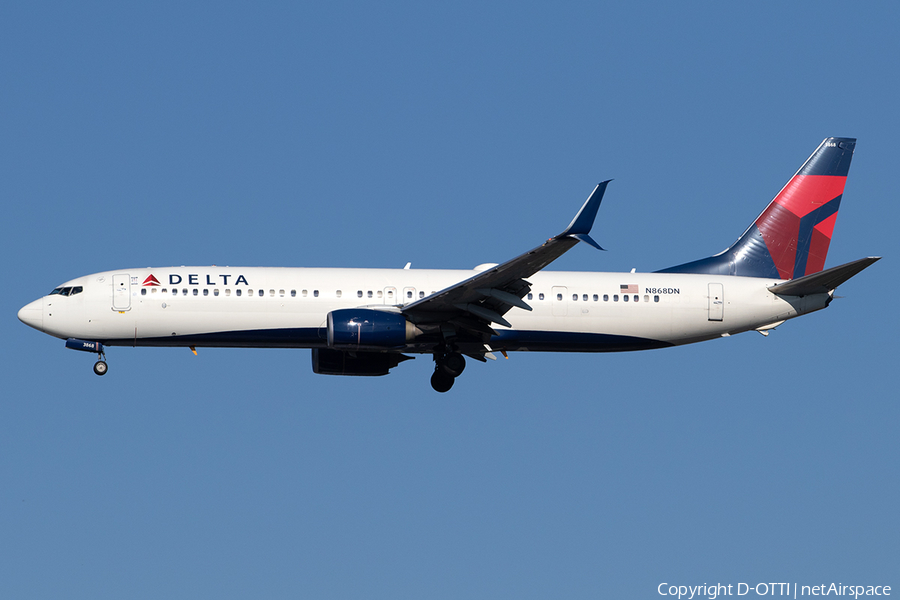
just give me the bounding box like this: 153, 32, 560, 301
658, 582, 891, 599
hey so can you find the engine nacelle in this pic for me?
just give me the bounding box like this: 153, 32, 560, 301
327, 309, 420, 350
311, 348, 412, 376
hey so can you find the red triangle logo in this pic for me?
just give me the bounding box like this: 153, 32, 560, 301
143, 275, 161, 286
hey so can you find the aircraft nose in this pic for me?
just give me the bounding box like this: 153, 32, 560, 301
18, 298, 43, 331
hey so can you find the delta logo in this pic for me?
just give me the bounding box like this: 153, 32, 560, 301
141, 273, 250, 286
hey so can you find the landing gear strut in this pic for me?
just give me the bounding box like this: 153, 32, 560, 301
65, 339, 109, 376
431, 351, 466, 392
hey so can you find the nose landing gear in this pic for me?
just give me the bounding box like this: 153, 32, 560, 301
64, 338, 108, 376
431, 351, 466, 392
93, 358, 108, 376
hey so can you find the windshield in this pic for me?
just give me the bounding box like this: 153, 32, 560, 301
48, 286, 83, 296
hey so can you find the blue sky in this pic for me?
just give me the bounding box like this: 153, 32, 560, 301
2, 2, 897, 598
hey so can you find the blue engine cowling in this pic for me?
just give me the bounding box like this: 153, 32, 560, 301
327, 309, 419, 349
312, 348, 412, 376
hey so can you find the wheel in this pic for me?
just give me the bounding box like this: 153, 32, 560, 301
431, 370, 454, 393
93, 360, 108, 376
440, 352, 466, 378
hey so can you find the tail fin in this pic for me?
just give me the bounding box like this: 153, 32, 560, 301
658, 137, 856, 279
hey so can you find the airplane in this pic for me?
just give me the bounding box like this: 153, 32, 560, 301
18, 137, 880, 392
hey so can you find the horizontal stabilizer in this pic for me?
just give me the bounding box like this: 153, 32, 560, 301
768, 256, 881, 296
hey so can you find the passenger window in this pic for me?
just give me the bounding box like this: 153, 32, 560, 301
183, 289, 188, 295
367, 291, 373, 298
248, 289, 254, 297
407, 291, 413, 299
593, 294, 598, 301
225, 289, 231, 296
419, 291, 425, 298
583, 294, 588, 301
539, 293, 544, 300
377, 291, 383, 298
527, 293, 533, 300
152, 288, 158, 294
280, 290, 285, 297
141, 288, 147, 296
203, 289, 209, 296
291, 290, 296, 297
314, 290, 319, 297
172, 289, 178, 296
623, 294, 629, 302
213, 289, 219, 296
654, 295, 660, 302
603, 294, 609, 301
633, 295, 639, 302
557, 293, 563, 301
193, 289, 198, 296
572, 294, 578, 301
334, 290, 340, 298
162, 288, 168, 294
236, 289, 242, 296
302, 290, 308, 297
643, 295, 649, 302
259, 289, 264, 297
613, 294, 618, 302
358, 290, 363, 298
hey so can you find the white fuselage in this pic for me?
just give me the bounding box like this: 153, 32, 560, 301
19, 266, 830, 352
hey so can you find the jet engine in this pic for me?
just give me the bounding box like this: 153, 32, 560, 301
311, 348, 412, 376
326, 309, 421, 350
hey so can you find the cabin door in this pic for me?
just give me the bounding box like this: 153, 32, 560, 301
708, 283, 724, 321
112, 274, 131, 311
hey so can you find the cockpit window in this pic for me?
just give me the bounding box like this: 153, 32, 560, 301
50, 286, 84, 296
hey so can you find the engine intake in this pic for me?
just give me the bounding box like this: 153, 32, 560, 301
327, 309, 420, 350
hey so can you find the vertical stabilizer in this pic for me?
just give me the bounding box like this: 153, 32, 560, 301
658, 137, 856, 279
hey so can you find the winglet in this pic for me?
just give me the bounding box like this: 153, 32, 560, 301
569, 233, 605, 251
561, 180, 610, 250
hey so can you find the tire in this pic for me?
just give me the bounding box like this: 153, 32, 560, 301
440, 352, 466, 378
430, 370, 454, 393
93, 361, 108, 376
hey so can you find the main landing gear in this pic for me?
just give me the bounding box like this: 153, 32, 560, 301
431, 351, 466, 393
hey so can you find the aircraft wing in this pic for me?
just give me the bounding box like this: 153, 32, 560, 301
402, 182, 610, 341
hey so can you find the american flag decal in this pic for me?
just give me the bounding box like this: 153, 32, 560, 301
620, 284, 638, 294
